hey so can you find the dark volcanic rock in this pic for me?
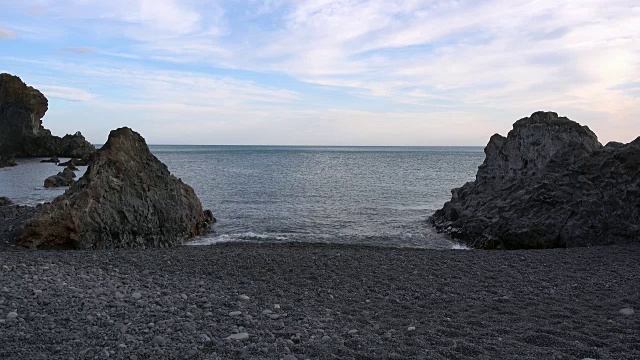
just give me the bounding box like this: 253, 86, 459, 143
431, 111, 640, 249
0, 154, 17, 168
0, 73, 95, 158
43, 174, 74, 188
0, 200, 37, 250
40, 156, 60, 164
43, 167, 76, 188
21, 127, 215, 249
0, 196, 12, 206
59, 158, 89, 167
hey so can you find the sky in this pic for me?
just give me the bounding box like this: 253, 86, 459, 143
0, 0, 639, 146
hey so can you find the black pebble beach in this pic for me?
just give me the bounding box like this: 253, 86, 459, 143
1, 242, 639, 359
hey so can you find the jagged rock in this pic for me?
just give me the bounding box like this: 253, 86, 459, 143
0, 73, 95, 158
431, 111, 640, 249
40, 156, 60, 164
61, 167, 76, 180
0, 154, 17, 168
65, 164, 79, 171
21, 127, 215, 249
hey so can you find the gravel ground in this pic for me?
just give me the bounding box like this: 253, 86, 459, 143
0, 242, 639, 359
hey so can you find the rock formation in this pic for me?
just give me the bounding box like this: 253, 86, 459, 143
431, 111, 640, 249
0, 154, 17, 168
21, 127, 215, 249
43, 168, 76, 188
0, 73, 95, 158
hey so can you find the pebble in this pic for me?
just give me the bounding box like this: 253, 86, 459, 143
226, 332, 250, 341
199, 334, 211, 342
348, 329, 358, 335
274, 304, 281, 309
321, 335, 331, 342
6, 311, 18, 320
262, 309, 273, 315
620, 308, 634, 316
152, 335, 166, 346
407, 326, 416, 331
238, 294, 250, 301
229, 311, 242, 317
132, 292, 142, 300
283, 355, 298, 360
180, 294, 188, 300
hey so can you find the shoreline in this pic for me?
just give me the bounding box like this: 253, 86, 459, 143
1, 242, 638, 359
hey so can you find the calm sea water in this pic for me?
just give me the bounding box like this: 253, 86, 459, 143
0, 146, 484, 249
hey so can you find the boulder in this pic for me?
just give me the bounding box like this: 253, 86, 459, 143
0, 197, 12, 206
431, 111, 640, 249
21, 127, 215, 249
0, 154, 17, 168
0, 73, 95, 158
43, 174, 74, 188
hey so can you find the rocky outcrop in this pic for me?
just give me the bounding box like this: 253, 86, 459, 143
431, 111, 640, 249
0, 73, 95, 158
43, 168, 76, 188
21, 127, 215, 249
0, 154, 17, 168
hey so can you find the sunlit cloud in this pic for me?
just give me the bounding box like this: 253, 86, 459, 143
0, 0, 638, 145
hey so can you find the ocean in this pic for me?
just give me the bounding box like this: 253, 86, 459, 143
0, 146, 485, 249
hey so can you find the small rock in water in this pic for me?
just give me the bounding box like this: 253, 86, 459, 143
229, 311, 242, 317
238, 294, 250, 301
226, 332, 249, 341
620, 308, 635, 316
132, 292, 142, 300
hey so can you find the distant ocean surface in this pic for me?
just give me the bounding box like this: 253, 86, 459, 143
0, 146, 485, 249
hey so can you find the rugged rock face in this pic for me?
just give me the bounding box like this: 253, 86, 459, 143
0, 73, 95, 158
431, 111, 640, 249
21, 127, 214, 249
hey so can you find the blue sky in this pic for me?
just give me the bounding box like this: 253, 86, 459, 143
0, 0, 639, 145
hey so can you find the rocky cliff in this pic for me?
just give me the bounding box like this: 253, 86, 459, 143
431, 111, 640, 249
20, 127, 214, 249
0, 73, 95, 158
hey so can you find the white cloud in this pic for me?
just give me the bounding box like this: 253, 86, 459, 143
35, 85, 95, 102
2, 0, 640, 144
